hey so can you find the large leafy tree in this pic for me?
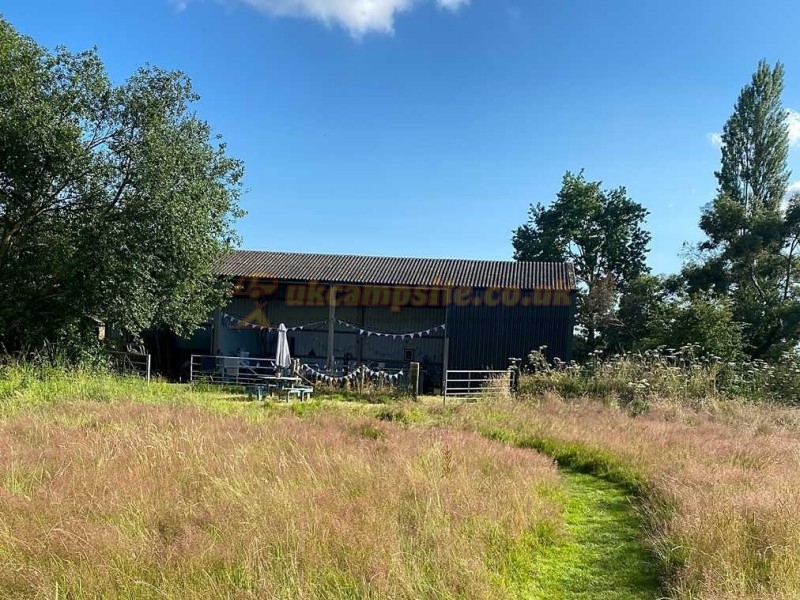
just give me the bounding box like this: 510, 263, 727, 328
512, 171, 651, 351
685, 60, 800, 359
0, 18, 244, 354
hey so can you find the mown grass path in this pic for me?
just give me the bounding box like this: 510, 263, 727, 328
510, 470, 661, 600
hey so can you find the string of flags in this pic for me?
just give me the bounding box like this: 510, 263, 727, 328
222, 313, 446, 340
336, 320, 446, 340
301, 364, 406, 383
222, 313, 327, 332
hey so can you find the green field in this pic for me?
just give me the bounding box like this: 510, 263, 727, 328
2, 369, 800, 599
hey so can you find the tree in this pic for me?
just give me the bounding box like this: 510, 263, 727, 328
665, 296, 744, 362
685, 60, 800, 359
0, 18, 244, 355
717, 61, 790, 215
512, 170, 651, 352
616, 275, 744, 361
609, 274, 672, 351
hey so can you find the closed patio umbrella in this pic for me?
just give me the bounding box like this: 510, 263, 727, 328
276, 323, 291, 370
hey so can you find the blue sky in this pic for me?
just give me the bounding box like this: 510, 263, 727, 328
4, 0, 800, 275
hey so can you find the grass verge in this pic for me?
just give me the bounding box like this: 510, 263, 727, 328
394, 403, 663, 599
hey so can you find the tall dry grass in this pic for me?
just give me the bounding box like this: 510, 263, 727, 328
445, 396, 800, 600
0, 401, 562, 599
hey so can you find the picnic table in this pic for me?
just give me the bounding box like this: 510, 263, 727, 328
246, 375, 313, 402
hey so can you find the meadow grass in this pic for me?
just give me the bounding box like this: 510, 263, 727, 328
10, 362, 799, 599
522, 345, 800, 405
0, 367, 569, 600
428, 394, 800, 600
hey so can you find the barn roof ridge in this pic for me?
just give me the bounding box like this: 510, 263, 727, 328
216, 250, 576, 291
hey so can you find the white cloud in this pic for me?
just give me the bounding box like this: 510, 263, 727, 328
787, 109, 800, 147
781, 181, 800, 214
178, 0, 470, 36
437, 0, 469, 9
707, 132, 723, 147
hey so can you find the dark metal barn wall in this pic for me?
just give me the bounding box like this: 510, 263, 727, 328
446, 293, 575, 370
216, 286, 447, 370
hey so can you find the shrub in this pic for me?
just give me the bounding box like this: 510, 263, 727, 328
522, 345, 800, 405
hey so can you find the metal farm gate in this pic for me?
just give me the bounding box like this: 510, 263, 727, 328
108, 350, 152, 382
443, 369, 513, 400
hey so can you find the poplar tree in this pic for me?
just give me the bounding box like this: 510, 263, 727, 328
686, 60, 800, 359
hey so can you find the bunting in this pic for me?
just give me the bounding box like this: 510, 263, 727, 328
336, 320, 446, 340
222, 313, 446, 340
222, 313, 328, 332
301, 364, 405, 383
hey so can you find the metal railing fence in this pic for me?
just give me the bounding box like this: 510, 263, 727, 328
108, 351, 152, 382
189, 355, 278, 386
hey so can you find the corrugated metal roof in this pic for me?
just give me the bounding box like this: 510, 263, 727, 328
215, 250, 576, 290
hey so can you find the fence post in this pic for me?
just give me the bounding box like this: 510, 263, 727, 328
146, 354, 152, 384
442, 337, 449, 395
508, 357, 520, 395
409, 362, 420, 399
189, 355, 194, 383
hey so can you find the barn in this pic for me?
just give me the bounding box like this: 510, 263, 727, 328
179, 250, 576, 392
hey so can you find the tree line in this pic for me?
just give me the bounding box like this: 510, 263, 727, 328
513, 60, 800, 363
0, 17, 243, 360
3, 15, 798, 366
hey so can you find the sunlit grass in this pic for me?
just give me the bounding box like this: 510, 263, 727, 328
429, 395, 800, 600
507, 472, 659, 600
12, 363, 796, 599
0, 380, 564, 599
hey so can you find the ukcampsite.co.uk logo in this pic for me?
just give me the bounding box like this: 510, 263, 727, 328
230, 273, 573, 329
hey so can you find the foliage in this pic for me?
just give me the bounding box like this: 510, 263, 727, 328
523, 342, 800, 404
512, 170, 651, 352
525, 346, 721, 405
685, 60, 800, 359
609, 275, 669, 351
0, 17, 244, 354
663, 295, 744, 361
589, 271, 744, 362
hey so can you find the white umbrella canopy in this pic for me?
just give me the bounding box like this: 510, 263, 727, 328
276, 323, 291, 369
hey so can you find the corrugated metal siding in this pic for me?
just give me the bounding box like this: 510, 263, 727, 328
217, 297, 273, 357
217, 251, 576, 290
218, 298, 335, 359
215, 295, 446, 367
214, 285, 575, 372
361, 307, 446, 365
446, 294, 575, 370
